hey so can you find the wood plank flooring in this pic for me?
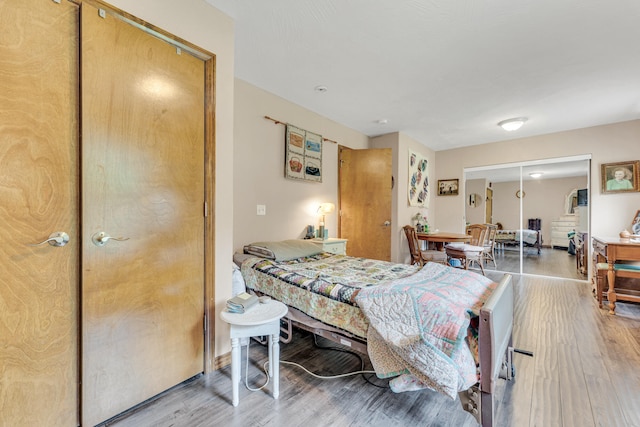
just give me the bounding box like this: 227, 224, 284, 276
104, 270, 640, 426
481, 247, 585, 280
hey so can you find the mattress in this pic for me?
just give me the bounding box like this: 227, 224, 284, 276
495, 229, 539, 246
239, 253, 419, 338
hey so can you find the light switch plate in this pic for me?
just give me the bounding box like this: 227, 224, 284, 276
257, 204, 266, 215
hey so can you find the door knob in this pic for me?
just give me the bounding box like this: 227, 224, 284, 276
29, 232, 70, 247
91, 231, 130, 247
383, 221, 391, 227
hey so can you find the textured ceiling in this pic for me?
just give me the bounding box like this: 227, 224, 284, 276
205, 0, 640, 151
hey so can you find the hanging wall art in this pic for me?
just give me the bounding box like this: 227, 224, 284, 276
285, 124, 322, 182
408, 150, 429, 207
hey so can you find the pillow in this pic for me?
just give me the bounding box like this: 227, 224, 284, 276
243, 244, 276, 260
243, 239, 323, 261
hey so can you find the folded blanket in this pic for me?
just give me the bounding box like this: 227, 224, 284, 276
355, 262, 496, 398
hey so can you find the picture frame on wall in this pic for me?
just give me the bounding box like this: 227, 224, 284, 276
437, 179, 459, 196
601, 161, 640, 194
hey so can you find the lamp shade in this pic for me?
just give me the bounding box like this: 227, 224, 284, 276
317, 202, 335, 214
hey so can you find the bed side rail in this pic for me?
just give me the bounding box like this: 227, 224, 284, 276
460, 273, 513, 427
479, 273, 514, 394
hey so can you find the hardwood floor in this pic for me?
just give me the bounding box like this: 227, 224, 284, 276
104, 273, 640, 427
480, 246, 585, 280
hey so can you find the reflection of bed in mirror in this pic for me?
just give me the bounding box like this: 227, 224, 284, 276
494, 229, 542, 254
233, 239, 515, 426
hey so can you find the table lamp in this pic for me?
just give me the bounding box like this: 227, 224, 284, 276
317, 202, 335, 240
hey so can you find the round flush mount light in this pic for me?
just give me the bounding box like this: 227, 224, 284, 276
314, 85, 328, 93
498, 117, 528, 131
375, 118, 388, 125
529, 172, 543, 178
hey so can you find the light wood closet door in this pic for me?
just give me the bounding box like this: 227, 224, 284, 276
0, 1, 79, 425
81, 4, 205, 425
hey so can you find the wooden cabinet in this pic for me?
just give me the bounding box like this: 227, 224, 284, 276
592, 237, 640, 314
550, 215, 578, 248
311, 238, 348, 255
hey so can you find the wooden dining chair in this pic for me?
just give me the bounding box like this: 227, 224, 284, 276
482, 223, 498, 268
445, 224, 488, 275
403, 225, 447, 266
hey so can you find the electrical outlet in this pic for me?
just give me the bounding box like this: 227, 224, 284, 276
257, 204, 266, 215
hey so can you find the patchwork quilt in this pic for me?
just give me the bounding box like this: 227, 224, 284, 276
355, 262, 496, 398
241, 253, 419, 338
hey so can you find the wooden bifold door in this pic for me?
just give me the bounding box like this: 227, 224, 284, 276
0, 1, 79, 425
1, 1, 213, 425
80, 3, 206, 425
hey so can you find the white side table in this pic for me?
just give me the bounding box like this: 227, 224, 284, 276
310, 238, 348, 255
220, 299, 288, 406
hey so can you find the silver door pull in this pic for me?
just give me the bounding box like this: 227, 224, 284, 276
29, 232, 70, 247
92, 232, 130, 247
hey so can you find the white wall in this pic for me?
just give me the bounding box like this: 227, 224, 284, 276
465, 178, 487, 225
232, 79, 369, 252
109, 0, 235, 358
491, 176, 588, 244
371, 132, 436, 263
436, 120, 640, 241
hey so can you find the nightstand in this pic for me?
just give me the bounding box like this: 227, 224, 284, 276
220, 300, 288, 406
311, 238, 348, 255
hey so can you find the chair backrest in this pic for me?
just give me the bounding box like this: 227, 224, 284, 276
467, 224, 488, 247
484, 223, 497, 247
403, 225, 422, 265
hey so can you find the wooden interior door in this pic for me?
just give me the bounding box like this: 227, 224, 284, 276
81, 4, 205, 425
486, 187, 493, 223
0, 1, 79, 425
338, 147, 392, 260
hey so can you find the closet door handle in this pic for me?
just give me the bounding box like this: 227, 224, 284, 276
29, 232, 70, 247
91, 231, 130, 247
383, 221, 391, 227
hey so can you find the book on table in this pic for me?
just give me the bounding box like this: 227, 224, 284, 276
226, 292, 258, 313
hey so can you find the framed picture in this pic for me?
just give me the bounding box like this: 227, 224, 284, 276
601, 161, 640, 194
437, 178, 459, 196
632, 210, 640, 236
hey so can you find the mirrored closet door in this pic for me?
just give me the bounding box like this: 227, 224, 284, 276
465, 156, 590, 279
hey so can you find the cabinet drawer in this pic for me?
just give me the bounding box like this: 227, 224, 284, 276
311, 238, 348, 255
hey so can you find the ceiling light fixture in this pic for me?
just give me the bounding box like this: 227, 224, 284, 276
314, 85, 328, 93
498, 117, 527, 131
529, 172, 543, 178
375, 119, 388, 125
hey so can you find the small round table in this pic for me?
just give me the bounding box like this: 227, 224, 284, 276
220, 299, 288, 406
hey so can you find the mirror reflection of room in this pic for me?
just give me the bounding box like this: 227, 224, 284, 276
465, 159, 589, 279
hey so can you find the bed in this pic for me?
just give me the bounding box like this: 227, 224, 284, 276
234, 240, 514, 426
494, 229, 542, 254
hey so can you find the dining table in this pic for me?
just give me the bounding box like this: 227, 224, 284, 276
416, 231, 470, 251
